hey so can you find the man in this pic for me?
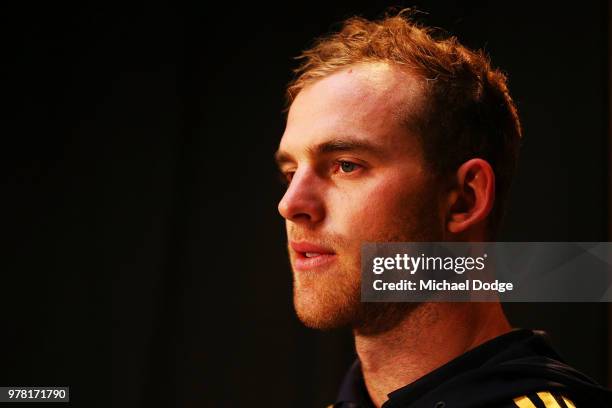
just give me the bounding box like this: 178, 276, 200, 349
275, 10, 611, 408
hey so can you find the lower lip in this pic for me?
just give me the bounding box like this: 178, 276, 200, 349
293, 253, 336, 271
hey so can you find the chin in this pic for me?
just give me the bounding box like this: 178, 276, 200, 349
293, 282, 419, 334
292, 283, 360, 330
294, 302, 356, 330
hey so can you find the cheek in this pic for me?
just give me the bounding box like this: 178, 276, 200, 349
330, 172, 426, 237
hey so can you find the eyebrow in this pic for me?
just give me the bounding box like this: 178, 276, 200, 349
274, 137, 386, 167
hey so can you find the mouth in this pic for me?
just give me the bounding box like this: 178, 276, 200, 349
290, 241, 337, 271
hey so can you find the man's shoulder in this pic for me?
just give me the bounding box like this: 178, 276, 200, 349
498, 391, 577, 408
334, 330, 611, 408
405, 330, 611, 408
330, 391, 581, 408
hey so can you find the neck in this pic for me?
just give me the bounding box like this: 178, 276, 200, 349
354, 302, 511, 408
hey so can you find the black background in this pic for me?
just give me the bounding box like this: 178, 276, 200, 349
2, 1, 610, 407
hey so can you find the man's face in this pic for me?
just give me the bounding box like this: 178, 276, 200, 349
276, 62, 444, 331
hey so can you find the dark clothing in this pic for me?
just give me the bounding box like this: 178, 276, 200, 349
332, 329, 611, 408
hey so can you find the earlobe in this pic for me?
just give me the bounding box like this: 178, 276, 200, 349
447, 159, 495, 235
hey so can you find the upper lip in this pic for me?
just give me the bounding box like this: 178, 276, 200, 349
290, 241, 335, 254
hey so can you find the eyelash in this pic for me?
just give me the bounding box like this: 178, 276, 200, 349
279, 160, 363, 186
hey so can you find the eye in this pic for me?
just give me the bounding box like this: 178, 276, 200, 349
339, 161, 359, 173
279, 170, 295, 186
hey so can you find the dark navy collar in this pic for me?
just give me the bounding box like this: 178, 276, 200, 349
335, 359, 376, 408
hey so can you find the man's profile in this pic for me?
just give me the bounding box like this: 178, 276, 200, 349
274, 10, 611, 408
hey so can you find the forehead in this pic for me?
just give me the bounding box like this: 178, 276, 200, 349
280, 62, 423, 153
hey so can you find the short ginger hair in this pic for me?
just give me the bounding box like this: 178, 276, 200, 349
286, 10, 522, 235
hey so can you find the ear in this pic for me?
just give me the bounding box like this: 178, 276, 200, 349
446, 158, 495, 234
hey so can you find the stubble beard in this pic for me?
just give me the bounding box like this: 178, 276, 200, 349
290, 187, 443, 335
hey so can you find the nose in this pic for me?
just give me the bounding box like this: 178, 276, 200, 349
278, 167, 325, 224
